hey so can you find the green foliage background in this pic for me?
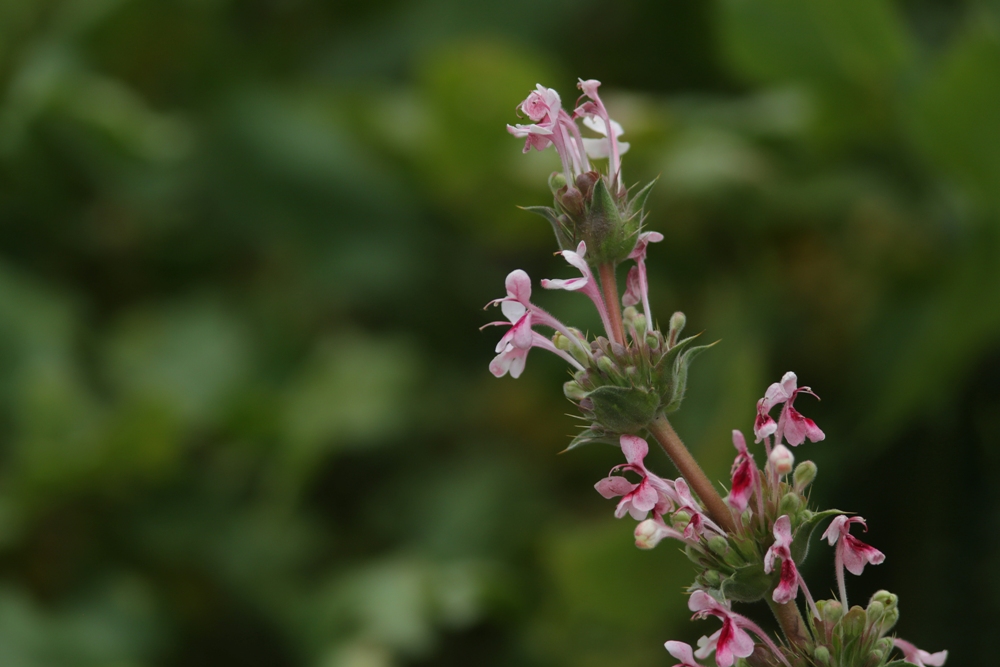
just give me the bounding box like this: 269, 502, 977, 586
0, 0, 996, 665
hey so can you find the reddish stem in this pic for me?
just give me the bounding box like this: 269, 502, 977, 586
597, 263, 626, 347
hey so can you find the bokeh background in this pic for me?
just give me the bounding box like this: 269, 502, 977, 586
0, 0, 997, 665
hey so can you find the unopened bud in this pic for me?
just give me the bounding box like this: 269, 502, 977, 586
793, 460, 818, 492
875, 637, 893, 654
841, 606, 867, 638
778, 492, 802, 518
563, 381, 588, 401
625, 366, 641, 383
684, 544, 706, 566
548, 172, 567, 193
707, 535, 729, 556
703, 570, 722, 587
769, 444, 795, 475
623, 306, 640, 325
634, 519, 665, 549
812, 646, 830, 664
870, 590, 898, 610
818, 599, 843, 624
672, 511, 691, 530
881, 607, 899, 632
871, 649, 884, 662
553, 331, 573, 351
668, 311, 686, 346
866, 600, 884, 623
557, 186, 584, 215
596, 355, 618, 376
574, 170, 599, 197
645, 332, 660, 350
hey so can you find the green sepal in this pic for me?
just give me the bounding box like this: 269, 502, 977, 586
520, 205, 573, 250
581, 177, 630, 264
588, 385, 660, 433
625, 177, 658, 220
560, 429, 618, 453
719, 562, 772, 603
791, 509, 847, 564
663, 339, 719, 413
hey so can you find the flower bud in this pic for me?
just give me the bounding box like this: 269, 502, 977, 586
596, 355, 619, 376
769, 444, 794, 475
553, 331, 573, 351
812, 646, 830, 665
634, 519, 664, 549
645, 332, 660, 350
623, 306, 640, 326
625, 366, 641, 383
672, 511, 691, 530
870, 590, 898, 610
841, 606, 867, 638
703, 570, 722, 587
684, 544, 706, 566
668, 311, 686, 346
563, 381, 588, 401
866, 600, 884, 624
875, 637, 893, 654
881, 607, 899, 632
707, 535, 729, 556
548, 172, 567, 193
557, 185, 585, 216
778, 492, 802, 518
574, 170, 599, 198
818, 599, 843, 624
793, 460, 817, 492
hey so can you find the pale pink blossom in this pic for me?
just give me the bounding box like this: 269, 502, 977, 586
893, 639, 948, 666
689, 592, 755, 667
635, 516, 685, 549
574, 78, 624, 189
763, 515, 800, 604
541, 242, 615, 340
595, 435, 675, 520
821, 515, 885, 606
621, 231, 663, 332
754, 372, 825, 446
665, 640, 705, 667
769, 443, 794, 476
508, 84, 591, 184
726, 430, 757, 514
485, 270, 588, 378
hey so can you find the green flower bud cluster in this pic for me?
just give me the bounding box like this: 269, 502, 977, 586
525, 174, 657, 266
561, 313, 716, 450
808, 592, 900, 667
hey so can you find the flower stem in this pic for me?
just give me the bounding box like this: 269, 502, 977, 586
767, 597, 811, 649
597, 263, 626, 347
647, 415, 735, 534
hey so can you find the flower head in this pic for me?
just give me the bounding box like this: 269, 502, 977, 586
665, 640, 705, 667
726, 430, 757, 514
754, 372, 825, 446
822, 516, 885, 575
689, 591, 755, 667
595, 435, 675, 521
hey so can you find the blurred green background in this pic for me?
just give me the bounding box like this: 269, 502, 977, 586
0, 0, 997, 665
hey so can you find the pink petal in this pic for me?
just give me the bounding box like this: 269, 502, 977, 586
504, 269, 532, 304
489, 344, 528, 378
731, 429, 748, 454
894, 639, 948, 667
715, 619, 754, 667
500, 299, 526, 323
821, 515, 848, 546
628, 231, 664, 261
540, 276, 588, 291
595, 476, 636, 499
577, 78, 602, 99
783, 406, 824, 446
772, 558, 799, 604
727, 458, 754, 514
773, 515, 793, 548
630, 480, 659, 513
620, 434, 649, 465
842, 534, 885, 575
664, 640, 702, 667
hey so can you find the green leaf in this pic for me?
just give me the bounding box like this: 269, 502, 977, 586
587, 385, 660, 434
791, 509, 846, 564
520, 205, 573, 250
560, 430, 618, 453
719, 563, 772, 603
663, 340, 718, 414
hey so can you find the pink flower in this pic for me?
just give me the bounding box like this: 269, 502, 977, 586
893, 639, 948, 666
753, 372, 825, 446
769, 444, 794, 476
689, 591, 755, 667
726, 430, 758, 514
621, 231, 663, 332
665, 641, 705, 667
541, 242, 615, 340
821, 515, 885, 606
763, 515, 801, 604
508, 84, 591, 184
573, 78, 624, 190
485, 270, 589, 378
595, 435, 676, 520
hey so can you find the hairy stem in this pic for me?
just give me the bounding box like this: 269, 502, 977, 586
597, 263, 626, 347
647, 415, 735, 534
767, 597, 811, 649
